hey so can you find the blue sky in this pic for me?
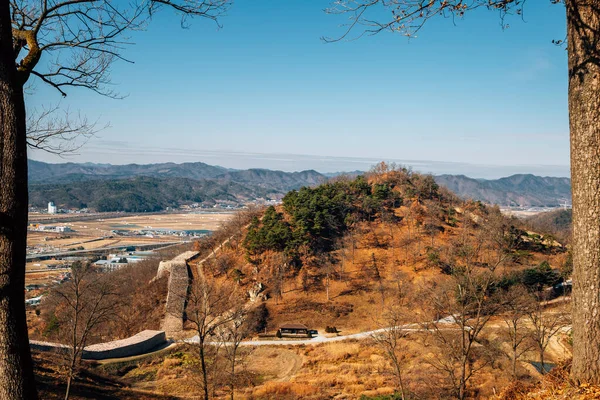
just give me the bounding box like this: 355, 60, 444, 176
28, 1, 569, 178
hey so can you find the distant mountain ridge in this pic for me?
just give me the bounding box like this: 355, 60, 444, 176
28, 159, 324, 189
29, 176, 272, 212
434, 174, 571, 207
28, 160, 230, 183
28, 160, 572, 210
27, 160, 327, 211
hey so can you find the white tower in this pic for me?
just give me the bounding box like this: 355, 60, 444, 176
48, 201, 57, 214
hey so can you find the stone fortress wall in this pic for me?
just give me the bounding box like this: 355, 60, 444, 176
158, 251, 199, 336
30, 330, 167, 360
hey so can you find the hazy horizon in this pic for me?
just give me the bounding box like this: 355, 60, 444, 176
29, 149, 570, 179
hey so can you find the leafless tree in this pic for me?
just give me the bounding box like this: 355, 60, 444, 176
371, 304, 410, 400
26, 104, 104, 155
216, 306, 250, 400
370, 252, 386, 307
49, 261, 117, 400
423, 270, 500, 400
527, 297, 570, 374
499, 285, 534, 378
0, 2, 232, 397
184, 275, 239, 400
423, 199, 442, 248
336, 234, 356, 284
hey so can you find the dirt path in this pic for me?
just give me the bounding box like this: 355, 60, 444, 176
245, 347, 303, 382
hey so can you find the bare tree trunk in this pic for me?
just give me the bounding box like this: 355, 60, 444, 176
199, 341, 209, 400
230, 357, 235, 400
65, 303, 79, 400
567, 0, 600, 384
459, 356, 467, 400
512, 348, 518, 378
0, 2, 38, 398
64, 371, 73, 400
392, 358, 405, 400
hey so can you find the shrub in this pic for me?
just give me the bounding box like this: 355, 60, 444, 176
522, 261, 561, 292
247, 303, 269, 334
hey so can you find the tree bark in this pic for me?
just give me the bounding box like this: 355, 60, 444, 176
512, 349, 517, 379
199, 339, 209, 400
0, 2, 38, 399
567, 0, 600, 384
230, 353, 235, 400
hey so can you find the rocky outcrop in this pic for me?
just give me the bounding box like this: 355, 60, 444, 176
248, 282, 265, 302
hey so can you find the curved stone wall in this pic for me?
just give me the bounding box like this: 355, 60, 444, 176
30, 329, 167, 360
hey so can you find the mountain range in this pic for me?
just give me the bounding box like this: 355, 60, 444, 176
434, 174, 571, 207
28, 160, 572, 211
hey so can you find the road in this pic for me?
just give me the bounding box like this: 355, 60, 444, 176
26, 240, 185, 261
184, 323, 427, 347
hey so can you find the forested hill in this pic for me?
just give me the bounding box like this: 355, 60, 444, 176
28, 159, 325, 188
29, 176, 276, 212
28, 160, 327, 212
434, 174, 572, 207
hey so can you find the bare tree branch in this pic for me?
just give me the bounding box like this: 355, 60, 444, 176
8, 0, 232, 153
323, 0, 542, 43
26, 104, 106, 155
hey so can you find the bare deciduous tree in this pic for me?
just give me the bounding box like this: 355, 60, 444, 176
371, 304, 410, 400
217, 306, 250, 400
49, 262, 117, 400
500, 285, 534, 378
527, 297, 570, 374
424, 270, 500, 400
184, 275, 239, 400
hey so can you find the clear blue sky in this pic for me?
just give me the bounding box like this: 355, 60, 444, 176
28, 1, 569, 178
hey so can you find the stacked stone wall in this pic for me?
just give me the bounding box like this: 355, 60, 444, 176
159, 251, 199, 336
30, 330, 167, 360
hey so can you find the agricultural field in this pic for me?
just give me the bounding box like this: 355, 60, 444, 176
25, 212, 234, 285
27, 212, 234, 250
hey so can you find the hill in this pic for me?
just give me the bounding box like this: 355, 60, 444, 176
29, 176, 272, 212
434, 173, 572, 207
524, 208, 573, 243
28, 160, 327, 211
28, 160, 325, 188
30, 167, 573, 399
28, 160, 229, 183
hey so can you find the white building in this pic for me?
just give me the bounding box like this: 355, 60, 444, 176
48, 201, 57, 214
